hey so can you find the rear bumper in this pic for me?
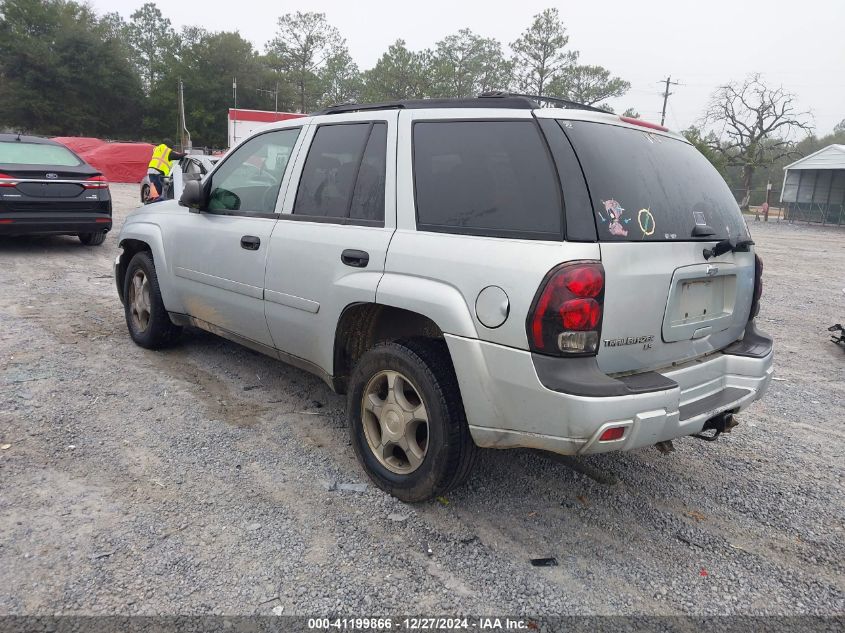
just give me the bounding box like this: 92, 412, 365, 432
0, 212, 112, 236
446, 324, 773, 456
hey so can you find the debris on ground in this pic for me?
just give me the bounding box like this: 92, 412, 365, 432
387, 513, 409, 522
271, 605, 284, 615
436, 496, 449, 506
337, 483, 368, 493
685, 510, 707, 522
530, 557, 558, 567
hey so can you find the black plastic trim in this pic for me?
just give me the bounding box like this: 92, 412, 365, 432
315, 96, 540, 115
723, 321, 773, 359
532, 354, 677, 398
679, 387, 749, 421
536, 118, 596, 242
278, 214, 384, 228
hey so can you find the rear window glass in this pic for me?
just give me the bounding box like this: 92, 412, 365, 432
0, 142, 82, 167
562, 121, 748, 241
413, 121, 561, 239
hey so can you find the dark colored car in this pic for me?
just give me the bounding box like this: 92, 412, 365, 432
0, 134, 112, 245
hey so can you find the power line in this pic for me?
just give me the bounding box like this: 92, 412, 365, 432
658, 76, 682, 127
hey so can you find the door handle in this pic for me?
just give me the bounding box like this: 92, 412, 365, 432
341, 249, 369, 268
241, 235, 260, 251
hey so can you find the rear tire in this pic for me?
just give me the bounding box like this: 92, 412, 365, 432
347, 338, 477, 502
78, 231, 107, 246
123, 251, 181, 349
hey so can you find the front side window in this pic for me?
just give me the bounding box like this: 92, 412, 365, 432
413, 121, 562, 239
293, 123, 387, 223
208, 128, 300, 214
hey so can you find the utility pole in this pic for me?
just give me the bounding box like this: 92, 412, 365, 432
659, 76, 681, 127
178, 78, 191, 152
232, 77, 238, 145
256, 84, 279, 113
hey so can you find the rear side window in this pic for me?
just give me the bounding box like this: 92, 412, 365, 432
562, 121, 748, 241
0, 142, 81, 166
294, 123, 386, 224
413, 121, 562, 239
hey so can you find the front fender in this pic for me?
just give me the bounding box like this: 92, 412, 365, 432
117, 220, 184, 314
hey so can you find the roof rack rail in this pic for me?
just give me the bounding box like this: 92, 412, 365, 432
481, 91, 607, 113
312, 93, 606, 116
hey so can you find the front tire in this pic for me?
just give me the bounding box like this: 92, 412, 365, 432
141, 184, 151, 203
79, 231, 107, 246
123, 251, 181, 349
347, 339, 477, 502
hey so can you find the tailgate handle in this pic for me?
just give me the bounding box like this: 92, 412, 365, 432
692, 326, 712, 339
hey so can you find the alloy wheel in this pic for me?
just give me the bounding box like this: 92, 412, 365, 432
361, 370, 429, 474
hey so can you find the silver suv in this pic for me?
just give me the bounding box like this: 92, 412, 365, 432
114, 95, 773, 502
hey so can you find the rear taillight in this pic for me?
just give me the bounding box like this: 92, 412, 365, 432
750, 254, 763, 319
0, 173, 18, 187
83, 175, 109, 189
527, 261, 605, 356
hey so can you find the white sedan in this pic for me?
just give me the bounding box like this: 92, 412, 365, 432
140, 155, 220, 203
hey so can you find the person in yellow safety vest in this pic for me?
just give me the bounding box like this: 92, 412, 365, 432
147, 142, 186, 202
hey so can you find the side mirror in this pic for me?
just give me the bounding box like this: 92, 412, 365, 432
179, 179, 206, 212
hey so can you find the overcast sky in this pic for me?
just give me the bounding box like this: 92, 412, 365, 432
92, 0, 845, 134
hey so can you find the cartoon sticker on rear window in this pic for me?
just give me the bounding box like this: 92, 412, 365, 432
598, 199, 629, 236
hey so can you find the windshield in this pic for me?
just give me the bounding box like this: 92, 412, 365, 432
0, 141, 83, 167
561, 121, 748, 242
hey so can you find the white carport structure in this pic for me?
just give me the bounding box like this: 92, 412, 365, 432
780, 144, 845, 225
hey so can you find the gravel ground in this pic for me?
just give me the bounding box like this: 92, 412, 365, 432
0, 184, 843, 616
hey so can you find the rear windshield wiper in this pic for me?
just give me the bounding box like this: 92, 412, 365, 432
703, 238, 755, 260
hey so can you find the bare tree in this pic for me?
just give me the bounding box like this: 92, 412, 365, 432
704, 74, 812, 209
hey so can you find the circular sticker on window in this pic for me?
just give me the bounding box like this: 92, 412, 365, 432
638, 208, 655, 237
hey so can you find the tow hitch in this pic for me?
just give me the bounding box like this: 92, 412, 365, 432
692, 410, 739, 442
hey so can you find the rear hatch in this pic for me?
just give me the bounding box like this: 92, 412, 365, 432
558, 119, 754, 374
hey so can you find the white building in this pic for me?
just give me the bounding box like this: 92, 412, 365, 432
781, 144, 845, 224
227, 109, 305, 148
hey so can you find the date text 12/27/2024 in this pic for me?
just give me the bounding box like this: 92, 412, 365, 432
306, 617, 533, 630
